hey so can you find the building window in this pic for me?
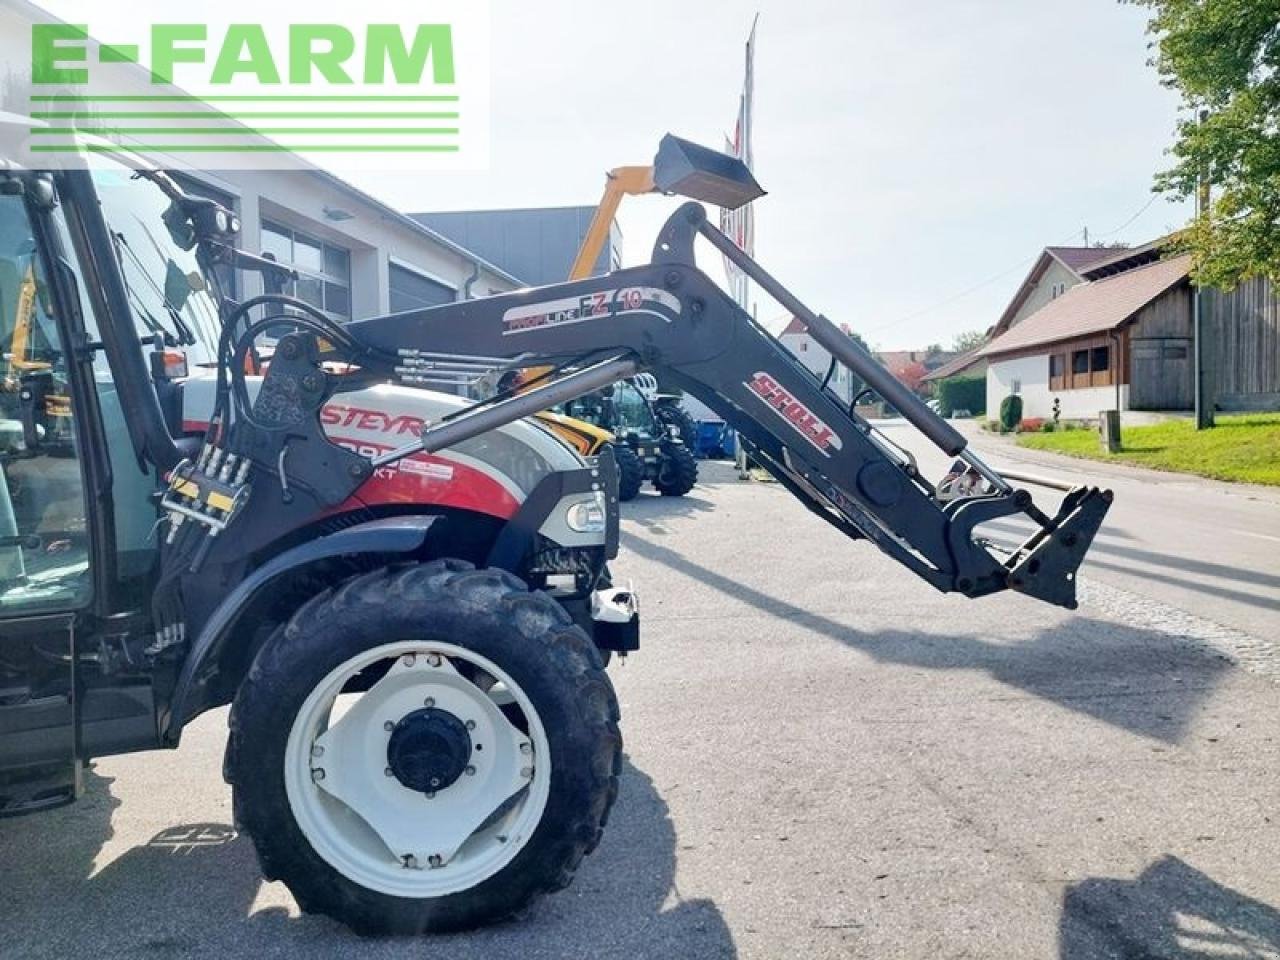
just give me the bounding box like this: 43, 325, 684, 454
389, 261, 456, 312
261, 220, 351, 319
1049, 353, 1065, 391
1047, 343, 1117, 390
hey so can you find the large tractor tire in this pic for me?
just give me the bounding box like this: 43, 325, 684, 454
609, 442, 644, 502
653, 442, 698, 497
654, 400, 698, 452
226, 560, 621, 935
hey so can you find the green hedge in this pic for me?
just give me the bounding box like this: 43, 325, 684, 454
935, 376, 986, 417
999, 394, 1023, 432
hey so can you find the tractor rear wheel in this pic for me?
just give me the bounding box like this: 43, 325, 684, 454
653, 443, 698, 497
609, 442, 644, 501
226, 560, 621, 934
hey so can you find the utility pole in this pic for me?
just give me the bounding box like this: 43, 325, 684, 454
1083, 226, 1089, 247
1194, 109, 1215, 430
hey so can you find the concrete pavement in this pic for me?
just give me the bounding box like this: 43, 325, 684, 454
3, 461, 1279, 959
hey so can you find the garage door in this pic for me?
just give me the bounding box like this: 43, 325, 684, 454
1130, 337, 1193, 410
389, 263, 456, 312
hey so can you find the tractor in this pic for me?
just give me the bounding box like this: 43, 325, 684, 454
0, 130, 1111, 935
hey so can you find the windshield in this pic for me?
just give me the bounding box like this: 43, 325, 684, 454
89, 164, 224, 366
612, 381, 656, 434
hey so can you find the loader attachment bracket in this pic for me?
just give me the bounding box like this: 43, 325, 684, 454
1005, 487, 1113, 610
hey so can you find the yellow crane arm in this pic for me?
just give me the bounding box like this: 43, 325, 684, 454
567, 165, 655, 281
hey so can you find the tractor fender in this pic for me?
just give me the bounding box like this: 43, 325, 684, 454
162, 515, 438, 744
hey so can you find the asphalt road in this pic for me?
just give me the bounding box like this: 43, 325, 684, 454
878, 418, 1280, 643
4, 458, 1279, 959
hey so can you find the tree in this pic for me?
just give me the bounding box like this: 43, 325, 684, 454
890, 360, 929, 395
950, 329, 987, 353
1132, 0, 1280, 287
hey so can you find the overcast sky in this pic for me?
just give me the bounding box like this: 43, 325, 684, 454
350, 0, 1193, 350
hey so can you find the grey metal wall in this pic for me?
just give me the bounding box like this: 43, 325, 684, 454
411, 207, 620, 286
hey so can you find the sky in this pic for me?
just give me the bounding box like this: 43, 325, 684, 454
348, 0, 1194, 351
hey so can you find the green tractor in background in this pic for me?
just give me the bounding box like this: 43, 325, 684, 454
558, 377, 698, 501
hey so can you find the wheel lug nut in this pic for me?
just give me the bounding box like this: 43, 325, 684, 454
384, 767, 394, 777
521, 767, 533, 778
401, 654, 416, 667
402, 855, 418, 869
465, 719, 476, 730
312, 768, 326, 782
425, 791, 436, 800
426, 653, 442, 667
428, 855, 443, 868
423, 697, 435, 708
383, 721, 394, 732
465, 765, 476, 776
519, 743, 531, 755
311, 745, 324, 758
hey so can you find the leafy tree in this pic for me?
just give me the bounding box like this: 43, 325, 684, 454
1132, 0, 1280, 286
950, 329, 987, 353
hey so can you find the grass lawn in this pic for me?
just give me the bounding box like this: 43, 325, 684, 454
1015, 412, 1280, 486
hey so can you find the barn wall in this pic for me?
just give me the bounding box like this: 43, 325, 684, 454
1205, 277, 1280, 411
1129, 285, 1193, 410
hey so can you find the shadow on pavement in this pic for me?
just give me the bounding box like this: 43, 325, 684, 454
623, 533, 1231, 745
1, 759, 735, 960
622, 490, 716, 532
1060, 856, 1280, 958
977, 519, 1280, 605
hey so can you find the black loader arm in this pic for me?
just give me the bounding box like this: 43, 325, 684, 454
334, 202, 1111, 609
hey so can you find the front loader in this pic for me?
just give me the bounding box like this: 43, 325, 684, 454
0, 132, 1110, 935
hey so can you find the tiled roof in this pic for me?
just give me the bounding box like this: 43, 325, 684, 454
1045, 245, 1129, 273
980, 254, 1192, 357
921, 348, 986, 381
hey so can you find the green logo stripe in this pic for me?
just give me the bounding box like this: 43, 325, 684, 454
30, 143, 462, 153
29, 94, 460, 102
31, 111, 460, 119
32, 127, 459, 136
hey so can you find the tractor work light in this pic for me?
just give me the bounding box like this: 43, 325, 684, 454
652, 133, 766, 211
565, 493, 608, 533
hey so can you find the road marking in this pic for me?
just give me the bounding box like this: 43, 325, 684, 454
1231, 529, 1280, 544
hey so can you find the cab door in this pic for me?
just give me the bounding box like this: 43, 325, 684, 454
0, 179, 101, 813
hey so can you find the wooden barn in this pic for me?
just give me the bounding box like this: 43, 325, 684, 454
977, 240, 1280, 419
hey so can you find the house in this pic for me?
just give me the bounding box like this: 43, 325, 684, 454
875, 348, 956, 395
923, 245, 1128, 388
779, 317, 860, 404
979, 236, 1280, 418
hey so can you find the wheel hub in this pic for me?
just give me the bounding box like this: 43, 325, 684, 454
386, 707, 472, 793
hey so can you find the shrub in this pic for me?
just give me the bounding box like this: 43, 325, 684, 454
985, 419, 1001, 433
1040, 421, 1056, 433
1020, 417, 1045, 432
999, 395, 1023, 432
936, 375, 986, 418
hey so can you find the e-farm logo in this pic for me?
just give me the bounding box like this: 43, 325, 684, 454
17, 0, 489, 171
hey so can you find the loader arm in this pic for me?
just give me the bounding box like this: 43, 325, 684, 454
330, 202, 1111, 609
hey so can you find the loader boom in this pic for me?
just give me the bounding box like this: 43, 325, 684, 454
330, 201, 1111, 608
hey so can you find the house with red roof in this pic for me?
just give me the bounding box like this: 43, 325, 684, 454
979, 239, 1197, 419
922, 245, 1127, 389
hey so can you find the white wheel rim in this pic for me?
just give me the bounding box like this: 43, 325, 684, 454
283, 640, 552, 899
